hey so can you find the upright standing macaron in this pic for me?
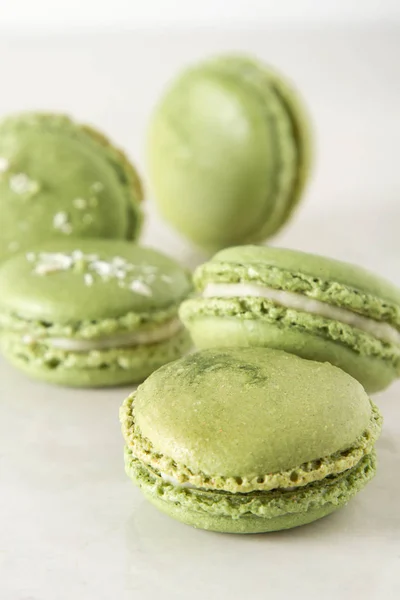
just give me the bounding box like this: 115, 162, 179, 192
121, 348, 382, 534
180, 245, 400, 393
0, 239, 192, 387
148, 54, 312, 251
0, 112, 143, 261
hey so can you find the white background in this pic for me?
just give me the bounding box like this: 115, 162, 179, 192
0, 0, 400, 30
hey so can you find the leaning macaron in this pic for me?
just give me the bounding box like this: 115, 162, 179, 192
121, 347, 382, 534
0, 112, 143, 261
147, 54, 311, 251
180, 245, 400, 393
0, 239, 192, 387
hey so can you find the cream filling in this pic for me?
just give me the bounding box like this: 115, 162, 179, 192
203, 283, 400, 345
159, 472, 196, 489
22, 318, 183, 352
159, 472, 296, 492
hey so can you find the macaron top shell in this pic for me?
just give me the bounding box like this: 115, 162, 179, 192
0, 113, 143, 260
0, 239, 192, 323
198, 245, 400, 315
133, 347, 372, 478
149, 67, 275, 248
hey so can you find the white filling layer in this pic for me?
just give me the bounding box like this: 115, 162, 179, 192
203, 283, 400, 345
23, 318, 183, 352
159, 472, 296, 492
159, 472, 196, 489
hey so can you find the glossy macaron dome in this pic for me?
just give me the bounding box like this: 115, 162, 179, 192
0, 239, 192, 386
121, 347, 382, 534
147, 54, 312, 252
180, 246, 400, 393
0, 112, 143, 261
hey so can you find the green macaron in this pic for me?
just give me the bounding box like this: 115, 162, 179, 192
180, 245, 400, 393
0, 112, 144, 261
147, 54, 312, 252
0, 239, 192, 387
120, 347, 382, 534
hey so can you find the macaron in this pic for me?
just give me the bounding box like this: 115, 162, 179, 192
120, 347, 382, 534
180, 245, 400, 393
0, 239, 192, 387
147, 54, 311, 252
0, 112, 143, 261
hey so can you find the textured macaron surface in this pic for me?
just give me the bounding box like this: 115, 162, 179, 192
123, 348, 375, 479
148, 55, 311, 250
0, 113, 143, 261
0, 239, 192, 329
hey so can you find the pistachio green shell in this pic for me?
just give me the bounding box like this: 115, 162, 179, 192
0, 113, 143, 261
211, 245, 400, 306
148, 55, 311, 251
0, 238, 192, 323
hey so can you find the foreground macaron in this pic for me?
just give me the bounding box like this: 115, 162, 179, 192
121, 347, 382, 534
148, 54, 311, 251
0, 112, 143, 261
180, 246, 400, 393
0, 239, 192, 386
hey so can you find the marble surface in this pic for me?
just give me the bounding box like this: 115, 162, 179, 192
1, 26, 400, 600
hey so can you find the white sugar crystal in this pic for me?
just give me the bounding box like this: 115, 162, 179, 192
93, 260, 113, 277
115, 269, 127, 280
0, 157, 10, 173
35, 263, 64, 275
90, 181, 104, 193
60, 224, 73, 235
35, 252, 74, 273
72, 250, 84, 261
53, 212, 69, 229
10, 173, 39, 196
130, 280, 152, 296
248, 267, 258, 277
112, 257, 128, 268
26, 252, 36, 262
73, 197, 87, 210
84, 273, 94, 286
161, 274, 173, 283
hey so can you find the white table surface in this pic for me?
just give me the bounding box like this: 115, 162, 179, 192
0, 26, 400, 600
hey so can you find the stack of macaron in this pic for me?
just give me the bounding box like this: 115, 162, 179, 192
0, 52, 397, 534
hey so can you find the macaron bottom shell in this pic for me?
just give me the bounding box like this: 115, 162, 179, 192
181, 312, 399, 394
145, 493, 337, 534
0, 329, 192, 388
125, 450, 377, 534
